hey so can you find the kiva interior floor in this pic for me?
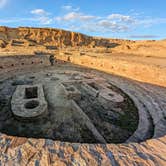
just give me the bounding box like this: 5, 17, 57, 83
0, 67, 139, 144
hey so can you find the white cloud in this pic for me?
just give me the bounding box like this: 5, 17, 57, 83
31, 9, 49, 16
60, 12, 79, 21
94, 14, 136, 32
30, 9, 52, 25
55, 12, 97, 22
98, 20, 114, 27
86, 21, 129, 33
37, 16, 52, 25
107, 14, 136, 24
62, 5, 80, 12
62, 5, 72, 10
55, 12, 135, 33
0, 0, 8, 8
108, 14, 129, 20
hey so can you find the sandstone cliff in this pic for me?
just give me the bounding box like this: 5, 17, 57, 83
0, 26, 166, 58
0, 26, 111, 48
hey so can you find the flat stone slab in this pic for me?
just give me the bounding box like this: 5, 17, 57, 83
11, 84, 47, 120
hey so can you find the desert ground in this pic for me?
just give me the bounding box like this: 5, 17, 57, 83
0, 27, 166, 165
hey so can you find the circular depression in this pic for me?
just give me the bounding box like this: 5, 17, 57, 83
0, 68, 140, 144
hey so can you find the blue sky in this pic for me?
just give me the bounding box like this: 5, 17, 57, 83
0, 0, 166, 39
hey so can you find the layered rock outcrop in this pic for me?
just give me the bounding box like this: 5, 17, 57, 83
1, 26, 166, 58
0, 26, 111, 48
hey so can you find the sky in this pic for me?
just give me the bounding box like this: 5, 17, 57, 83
0, 0, 166, 40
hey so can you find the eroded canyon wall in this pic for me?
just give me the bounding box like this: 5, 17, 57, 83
1, 26, 166, 58
0, 26, 111, 48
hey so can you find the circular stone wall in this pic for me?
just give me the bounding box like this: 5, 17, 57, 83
0, 63, 166, 165
0, 68, 138, 143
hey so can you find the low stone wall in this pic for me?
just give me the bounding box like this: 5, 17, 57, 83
0, 55, 50, 74
57, 54, 166, 87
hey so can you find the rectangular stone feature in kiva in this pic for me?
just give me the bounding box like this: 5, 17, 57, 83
11, 84, 48, 120
61, 83, 81, 100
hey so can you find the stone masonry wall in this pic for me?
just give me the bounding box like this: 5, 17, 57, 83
0, 55, 50, 74
57, 54, 166, 87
